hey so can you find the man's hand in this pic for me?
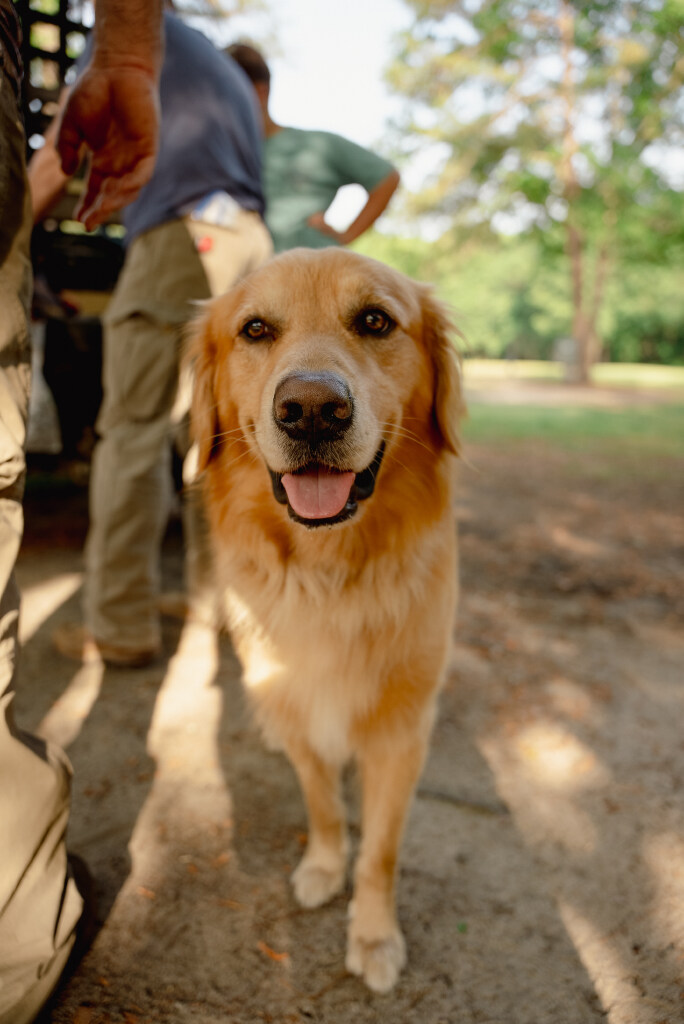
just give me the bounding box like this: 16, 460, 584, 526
307, 169, 400, 248
307, 211, 346, 244
56, 64, 159, 230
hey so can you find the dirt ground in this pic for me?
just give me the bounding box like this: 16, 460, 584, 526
14, 380, 684, 1024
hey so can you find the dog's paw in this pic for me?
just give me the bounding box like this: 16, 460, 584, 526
292, 855, 345, 908
345, 929, 406, 993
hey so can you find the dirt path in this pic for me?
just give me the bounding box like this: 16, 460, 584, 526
15, 385, 684, 1024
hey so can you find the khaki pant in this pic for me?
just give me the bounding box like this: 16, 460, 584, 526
84, 211, 272, 647
0, 74, 82, 1024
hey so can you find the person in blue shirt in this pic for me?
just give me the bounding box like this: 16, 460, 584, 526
30, 11, 273, 667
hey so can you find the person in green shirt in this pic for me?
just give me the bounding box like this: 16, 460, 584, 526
226, 43, 400, 253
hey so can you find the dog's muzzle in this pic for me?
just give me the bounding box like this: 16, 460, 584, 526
268, 370, 384, 527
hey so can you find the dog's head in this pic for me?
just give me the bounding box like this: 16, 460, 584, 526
190, 248, 463, 530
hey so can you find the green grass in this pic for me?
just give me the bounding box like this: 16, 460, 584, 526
464, 359, 564, 382
591, 363, 684, 388
463, 400, 684, 459
460, 360, 684, 458
464, 360, 684, 389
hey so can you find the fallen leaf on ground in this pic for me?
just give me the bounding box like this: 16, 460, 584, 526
257, 940, 290, 963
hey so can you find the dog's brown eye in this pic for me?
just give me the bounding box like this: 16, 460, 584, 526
356, 308, 395, 336
241, 318, 272, 342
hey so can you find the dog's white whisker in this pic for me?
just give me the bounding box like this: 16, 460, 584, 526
199, 424, 258, 445
223, 445, 260, 469
381, 423, 435, 456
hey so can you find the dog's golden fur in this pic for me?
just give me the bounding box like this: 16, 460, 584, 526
190, 247, 463, 992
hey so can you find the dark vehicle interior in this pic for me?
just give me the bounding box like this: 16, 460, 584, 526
17, 0, 124, 466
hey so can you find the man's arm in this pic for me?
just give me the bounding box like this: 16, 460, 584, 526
308, 168, 400, 246
55, 0, 164, 230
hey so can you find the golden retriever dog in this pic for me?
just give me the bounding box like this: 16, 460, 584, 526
189, 247, 463, 992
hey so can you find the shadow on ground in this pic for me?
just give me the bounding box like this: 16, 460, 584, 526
13, 410, 684, 1022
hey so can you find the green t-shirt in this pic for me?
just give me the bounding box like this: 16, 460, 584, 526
263, 126, 395, 252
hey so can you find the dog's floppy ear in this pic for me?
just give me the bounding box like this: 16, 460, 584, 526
185, 307, 220, 474
421, 288, 465, 456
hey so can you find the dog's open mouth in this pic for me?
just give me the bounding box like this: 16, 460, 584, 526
268, 444, 385, 528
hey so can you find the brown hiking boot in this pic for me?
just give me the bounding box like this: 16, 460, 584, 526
52, 623, 160, 668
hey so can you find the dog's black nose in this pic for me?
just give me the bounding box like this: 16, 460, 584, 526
273, 371, 353, 441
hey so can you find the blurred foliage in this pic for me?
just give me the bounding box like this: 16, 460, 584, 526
354, 229, 684, 364
381, 0, 684, 370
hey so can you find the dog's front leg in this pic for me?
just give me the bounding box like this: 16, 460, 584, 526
346, 737, 427, 993
286, 739, 349, 908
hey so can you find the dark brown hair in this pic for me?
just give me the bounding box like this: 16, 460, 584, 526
225, 43, 271, 86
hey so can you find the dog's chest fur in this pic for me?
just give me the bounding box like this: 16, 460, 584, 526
217, 520, 456, 763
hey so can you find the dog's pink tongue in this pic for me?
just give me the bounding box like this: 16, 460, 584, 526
282, 467, 355, 520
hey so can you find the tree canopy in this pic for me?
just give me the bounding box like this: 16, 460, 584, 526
385, 0, 684, 376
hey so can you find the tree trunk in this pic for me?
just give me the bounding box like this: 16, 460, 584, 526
565, 221, 592, 384
586, 242, 610, 372
559, 2, 593, 384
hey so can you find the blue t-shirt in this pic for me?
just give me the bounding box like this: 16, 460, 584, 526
80, 13, 265, 244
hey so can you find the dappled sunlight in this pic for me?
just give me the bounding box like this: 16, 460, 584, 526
512, 721, 609, 791
642, 833, 684, 945
127, 621, 233, 887
480, 730, 601, 855
480, 708, 613, 855
558, 900, 644, 1020
18, 571, 82, 643
549, 524, 614, 560
146, 620, 221, 764
454, 411, 684, 1018
241, 646, 287, 692
35, 661, 104, 749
